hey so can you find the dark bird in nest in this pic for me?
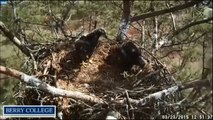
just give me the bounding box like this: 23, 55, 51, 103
74, 28, 108, 61
106, 41, 147, 71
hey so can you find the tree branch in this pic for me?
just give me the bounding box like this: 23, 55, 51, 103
10, 0, 18, 20
0, 21, 30, 57
116, 78, 210, 107
0, 65, 104, 104
116, 0, 131, 42
130, 1, 201, 22
162, 32, 207, 48
166, 3, 177, 31
61, 2, 73, 22
170, 17, 213, 38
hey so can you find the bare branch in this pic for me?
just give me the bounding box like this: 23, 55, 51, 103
21, 20, 49, 27
202, 38, 206, 79
10, 0, 17, 20
61, 2, 73, 21
162, 32, 207, 49
190, 91, 212, 107
0, 21, 30, 57
171, 17, 213, 38
151, 17, 158, 55
0, 65, 104, 104
116, 78, 210, 107
141, 21, 145, 47
131, 1, 201, 22
180, 79, 211, 90
166, 3, 177, 31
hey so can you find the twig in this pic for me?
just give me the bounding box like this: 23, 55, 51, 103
125, 104, 130, 120
159, 49, 182, 60
202, 38, 207, 79
43, 60, 52, 75
170, 17, 213, 39
125, 90, 134, 119
186, 91, 212, 115
21, 20, 49, 27
29, 49, 38, 72
141, 48, 176, 84
61, 2, 73, 21
192, 106, 208, 115
151, 16, 158, 55
141, 21, 145, 47
166, 3, 176, 31
89, 16, 92, 31
132, 70, 160, 87
191, 91, 212, 107
115, 78, 210, 107
34, 25, 47, 41
10, 0, 17, 20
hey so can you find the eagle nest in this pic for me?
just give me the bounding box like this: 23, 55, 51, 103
16, 35, 182, 120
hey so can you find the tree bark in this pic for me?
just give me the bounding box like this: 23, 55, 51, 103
0, 65, 104, 104
116, 0, 131, 42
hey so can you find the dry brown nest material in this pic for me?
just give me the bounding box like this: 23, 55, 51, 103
15, 38, 182, 120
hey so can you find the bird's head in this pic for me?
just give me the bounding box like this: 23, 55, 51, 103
95, 28, 109, 40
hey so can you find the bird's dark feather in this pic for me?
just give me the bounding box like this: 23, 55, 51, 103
106, 41, 146, 71
74, 28, 107, 62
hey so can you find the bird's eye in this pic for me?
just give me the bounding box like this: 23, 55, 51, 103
131, 49, 136, 52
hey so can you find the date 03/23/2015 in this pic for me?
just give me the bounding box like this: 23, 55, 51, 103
161, 114, 212, 119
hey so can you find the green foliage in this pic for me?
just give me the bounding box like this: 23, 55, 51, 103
0, 5, 13, 25
184, 47, 203, 62
176, 66, 202, 82
0, 37, 25, 115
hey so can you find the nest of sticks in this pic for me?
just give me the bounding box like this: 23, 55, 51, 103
15, 35, 182, 119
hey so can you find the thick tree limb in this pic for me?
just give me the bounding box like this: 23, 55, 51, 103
0, 21, 30, 57
0, 65, 104, 104
116, 78, 210, 107
130, 1, 201, 22
0, 65, 210, 108
116, 0, 131, 42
